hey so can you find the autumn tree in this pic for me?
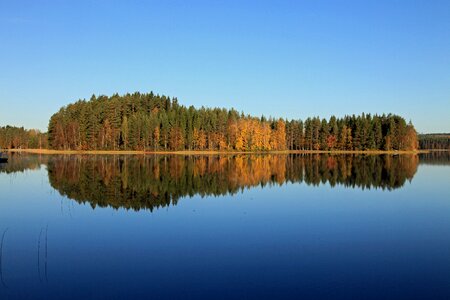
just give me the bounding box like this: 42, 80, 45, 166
46, 92, 418, 152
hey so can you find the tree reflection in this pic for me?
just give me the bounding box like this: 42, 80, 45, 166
0, 153, 47, 174
419, 151, 450, 165
44, 154, 419, 212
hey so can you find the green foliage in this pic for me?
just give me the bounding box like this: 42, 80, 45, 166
47, 92, 419, 151
418, 134, 450, 150
286, 114, 418, 151
0, 126, 47, 149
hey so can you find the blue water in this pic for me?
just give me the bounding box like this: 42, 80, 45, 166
0, 154, 449, 299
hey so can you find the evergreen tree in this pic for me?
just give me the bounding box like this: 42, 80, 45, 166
45, 92, 418, 152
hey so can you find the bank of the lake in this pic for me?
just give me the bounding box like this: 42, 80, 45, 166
5, 148, 437, 155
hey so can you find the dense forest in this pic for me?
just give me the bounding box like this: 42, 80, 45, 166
419, 134, 450, 150
45, 154, 418, 211
0, 126, 48, 149
47, 92, 418, 151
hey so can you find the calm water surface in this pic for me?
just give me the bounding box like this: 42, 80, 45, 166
0, 153, 449, 299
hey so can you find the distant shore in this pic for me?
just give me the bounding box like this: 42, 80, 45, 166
4, 148, 443, 155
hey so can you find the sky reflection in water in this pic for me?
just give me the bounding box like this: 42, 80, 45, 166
0, 153, 449, 299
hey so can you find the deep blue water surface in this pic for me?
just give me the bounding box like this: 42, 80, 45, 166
0, 153, 449, 299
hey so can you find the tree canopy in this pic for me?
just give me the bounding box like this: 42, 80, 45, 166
47, 92, 418, 151
0, 126, 47, 149
419, 134, 450, 150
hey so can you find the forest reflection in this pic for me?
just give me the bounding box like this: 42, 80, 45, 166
418, 151, 450, 165
39, 154, 420, 212
0, 153, 46, 174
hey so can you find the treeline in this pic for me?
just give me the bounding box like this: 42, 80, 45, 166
0, 126, 48, 149
48, 92, 418, 151
419, 134, 450, 150
46, 154, 418, 212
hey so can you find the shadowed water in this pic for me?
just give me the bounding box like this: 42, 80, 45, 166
0, 152, 449, 299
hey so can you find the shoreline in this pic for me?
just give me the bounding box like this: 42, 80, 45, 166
4, 148, 444, 155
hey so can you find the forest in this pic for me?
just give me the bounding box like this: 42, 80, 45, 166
47, 92, 419, 152
0, 125, 48, 149
419, 134, 450, 150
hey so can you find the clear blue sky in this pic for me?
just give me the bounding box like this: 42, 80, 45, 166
1, 0, 449, 133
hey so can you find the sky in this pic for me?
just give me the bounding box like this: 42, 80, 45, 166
0, 0, 449, 133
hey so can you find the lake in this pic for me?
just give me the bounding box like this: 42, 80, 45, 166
0, 153, 449, 299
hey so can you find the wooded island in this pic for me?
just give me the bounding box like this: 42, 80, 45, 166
1, 92, 423, 152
